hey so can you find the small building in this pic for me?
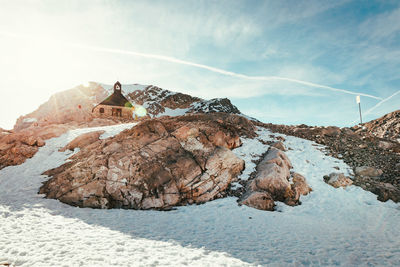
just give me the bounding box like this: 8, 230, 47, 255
92, 81, 134, 119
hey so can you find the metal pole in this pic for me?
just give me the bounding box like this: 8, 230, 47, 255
358, 102, 362, 124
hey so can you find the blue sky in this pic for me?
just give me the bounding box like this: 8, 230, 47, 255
0, 0, 399, 128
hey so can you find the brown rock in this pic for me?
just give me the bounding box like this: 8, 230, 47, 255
292, 172, 312, 196
242, 147, 311, 210
323, 173, 353, 188
271, 141, 286, 151
241, 191, 274, 211
321, 126, 341, 137
40, 113, 249, 210
354, 166, 383, 178
59, 131, 105, 152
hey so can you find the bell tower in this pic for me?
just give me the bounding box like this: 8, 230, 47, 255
114, 81, 122, 94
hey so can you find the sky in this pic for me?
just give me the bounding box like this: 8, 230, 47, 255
0, 0, 399, 129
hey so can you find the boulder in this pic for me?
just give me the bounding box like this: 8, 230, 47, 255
241, 147, 311, 210
354, 166, 383, 178
241, 191, 274, 211
323, 173, 353, 188
292, 172, 312, 196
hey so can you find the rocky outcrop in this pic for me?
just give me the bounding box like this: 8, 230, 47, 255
240, 147, 311, 211
39, 113, 254, 210
59, 131, 105, 152
260, 121, 400, 203
354, 109, 400, 143
0, 124, 73, 170
126, 85, 241, 117
323, 173, 353, 188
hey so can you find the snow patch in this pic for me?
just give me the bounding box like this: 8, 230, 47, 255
156, 107, 189, 118
22, 118, 37, 123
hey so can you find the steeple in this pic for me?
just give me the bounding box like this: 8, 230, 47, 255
114, 81, 122, 94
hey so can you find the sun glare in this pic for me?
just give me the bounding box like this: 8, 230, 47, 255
83, 82, 90, 88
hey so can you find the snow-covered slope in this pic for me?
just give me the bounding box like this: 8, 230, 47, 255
1, 124, 399, 266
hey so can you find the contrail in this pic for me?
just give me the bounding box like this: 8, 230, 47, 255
0, 30, 383, 100
364, 90, 400, 116
69, 43, 382, 100
351, 90, 400, 125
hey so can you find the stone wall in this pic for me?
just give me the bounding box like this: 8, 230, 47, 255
92, 104, 133, 119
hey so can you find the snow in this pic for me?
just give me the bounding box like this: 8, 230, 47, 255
22, 118, 37, 123
156, 107, 190, 118
1, 124, 400, 266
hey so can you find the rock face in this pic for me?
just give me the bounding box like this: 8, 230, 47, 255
59, 131, 105, 152
240, 147, 311, 211
7, 82, 243, 169
0, 124, 72, 170
39, 113, 254, 210
126, 85, 241, 117
323, 173, 353, 188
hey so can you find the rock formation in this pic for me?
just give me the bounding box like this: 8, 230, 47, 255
323, 173, 353, 188
353, 109, 400, 143
240, 147, 312, 211
0, 124, 72, 170
59, 131, 105, 152
39, 113, 254, 210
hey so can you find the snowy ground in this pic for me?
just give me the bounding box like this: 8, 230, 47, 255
1, 124, 400, 266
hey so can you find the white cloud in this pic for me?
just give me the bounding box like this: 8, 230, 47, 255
359, 7, 400, 40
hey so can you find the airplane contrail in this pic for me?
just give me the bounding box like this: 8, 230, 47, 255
69, 43, 382, 100
351, 90, 400, 125
0, 30, 383, 100
364, 90, 400, 116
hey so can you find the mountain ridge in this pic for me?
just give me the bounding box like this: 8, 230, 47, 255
13, 82, 241, 132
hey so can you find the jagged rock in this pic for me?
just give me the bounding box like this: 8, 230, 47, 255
323, 173, 353, 188
59, 131, 105, 152
0, 123, 78, 170
358, 109, 400, 143
354, 166, 383, 178
39, 113, 249, 210
249, 147, 292, 201
241, 147, 311, 210
241, 191, 274, 211
292, 172, 312, 196
271, 141, 286, 151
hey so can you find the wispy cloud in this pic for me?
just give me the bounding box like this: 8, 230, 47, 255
0, 30, 382, 101
359, 7, 400, 40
